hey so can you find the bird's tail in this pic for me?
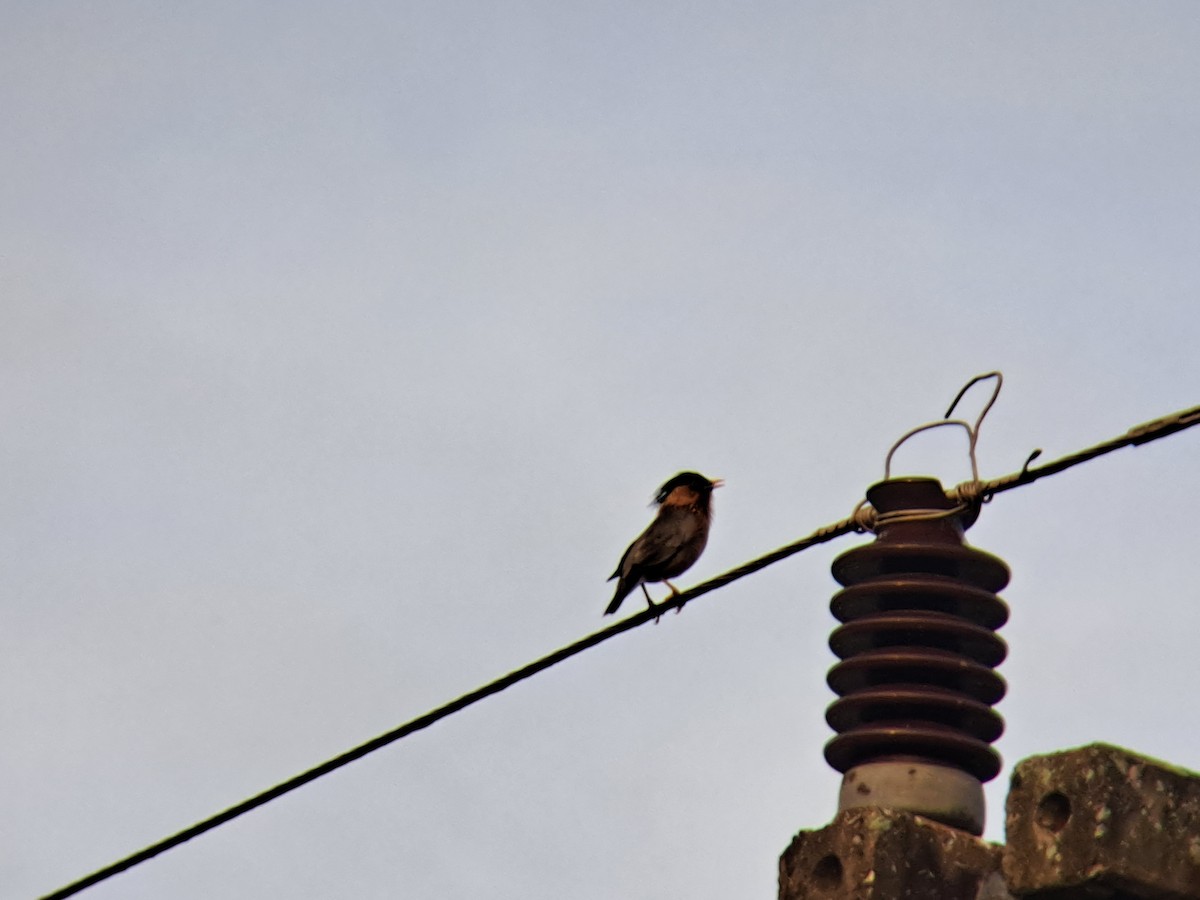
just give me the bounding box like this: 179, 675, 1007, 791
605, 574, 634, 616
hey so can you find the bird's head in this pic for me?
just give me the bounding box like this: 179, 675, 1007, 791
654, 472, 724, 509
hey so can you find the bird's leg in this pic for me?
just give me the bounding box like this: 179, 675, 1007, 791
640, 584, 663, 624
664, 580, 685, 614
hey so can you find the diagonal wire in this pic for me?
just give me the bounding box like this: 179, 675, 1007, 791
981, 404, 1200, 500
39, 519, 855, 900
38, 401, 1200, 900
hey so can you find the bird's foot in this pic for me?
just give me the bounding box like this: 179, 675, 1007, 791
641, 585, 664, 624
664, 580, 685, 614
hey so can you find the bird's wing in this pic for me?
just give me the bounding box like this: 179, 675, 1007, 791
621, 507, 700, 572
606, 508, 704, 615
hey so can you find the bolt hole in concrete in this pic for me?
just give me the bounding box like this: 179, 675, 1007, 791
811, 853, 843, 888
1035, 791, 1072, 832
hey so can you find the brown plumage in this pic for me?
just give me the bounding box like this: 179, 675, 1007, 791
605, 472, 723, 616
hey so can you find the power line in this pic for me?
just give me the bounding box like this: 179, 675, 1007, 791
983, 404, 1200, 497
38, 517, 853, 900
39, 402, 1199, 900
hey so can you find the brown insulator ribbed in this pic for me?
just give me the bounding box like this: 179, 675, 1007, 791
825, 477, 1010, 784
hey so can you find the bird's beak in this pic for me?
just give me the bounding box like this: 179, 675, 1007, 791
710, 478, 725, 489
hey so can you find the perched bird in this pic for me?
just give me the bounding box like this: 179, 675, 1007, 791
605, 471, 723, 616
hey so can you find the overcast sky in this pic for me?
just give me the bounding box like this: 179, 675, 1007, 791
3, 4, 1198, 899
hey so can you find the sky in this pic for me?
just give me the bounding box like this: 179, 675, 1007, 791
3, 4, 1199, 898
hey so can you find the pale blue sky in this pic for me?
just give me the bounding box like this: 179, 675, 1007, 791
3, 5, 1198, 899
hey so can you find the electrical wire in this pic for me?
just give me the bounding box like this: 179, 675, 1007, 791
38, 400, 1199, 899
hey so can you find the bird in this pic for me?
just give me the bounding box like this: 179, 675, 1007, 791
605, 471, 723, 616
